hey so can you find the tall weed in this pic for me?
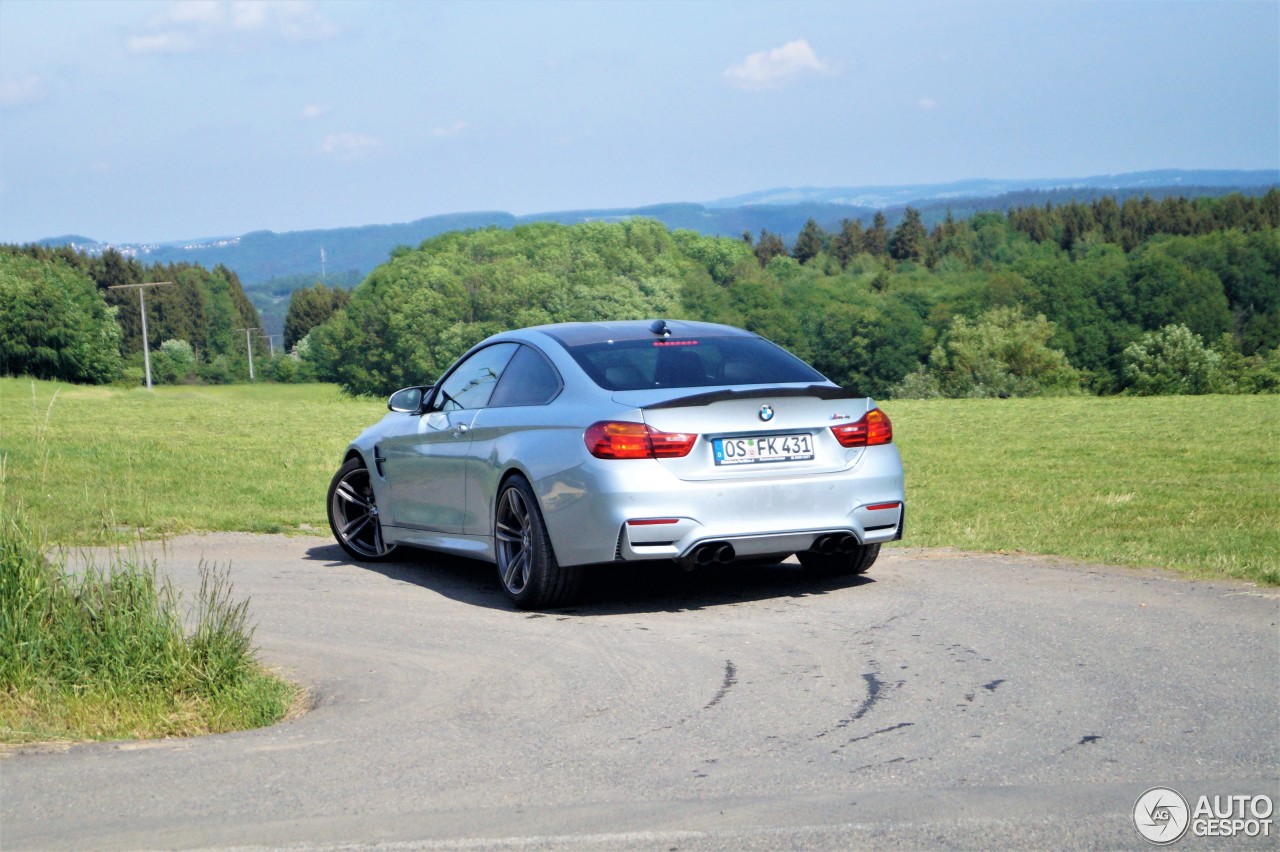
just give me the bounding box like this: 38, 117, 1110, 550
0, 506, 297, 742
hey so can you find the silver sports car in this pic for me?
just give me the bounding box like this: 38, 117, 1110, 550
327, 320, 905, 608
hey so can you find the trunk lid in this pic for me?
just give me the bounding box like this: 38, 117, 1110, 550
613, 385, 875, 481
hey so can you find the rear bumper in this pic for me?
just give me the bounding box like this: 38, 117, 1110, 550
536, 445, 905, 566
619, 517, 903, 562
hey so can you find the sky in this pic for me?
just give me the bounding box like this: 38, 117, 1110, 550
0, 0, 1276, 244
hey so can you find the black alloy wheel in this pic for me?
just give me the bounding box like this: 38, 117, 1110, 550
798, 542, 880, 576
494, 475, 578, 609
327, 458, 397, 561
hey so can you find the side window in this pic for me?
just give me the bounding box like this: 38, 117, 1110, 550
488, 345, 563, 407
432, 343, 518, 411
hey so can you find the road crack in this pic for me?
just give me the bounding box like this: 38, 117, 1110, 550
704, 660, 737, 710
837, 721, 915, 750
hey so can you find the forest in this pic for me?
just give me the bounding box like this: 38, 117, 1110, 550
0, 246, 269, 384
3, 191, 1277, 398
303, 191, 1279, 398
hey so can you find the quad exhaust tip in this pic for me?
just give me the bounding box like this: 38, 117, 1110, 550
681, 535, 859, 570
812, 533, 859, 555
686, 541, 736, 569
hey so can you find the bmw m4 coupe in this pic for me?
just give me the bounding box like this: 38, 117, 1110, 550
327, 320, 905, 608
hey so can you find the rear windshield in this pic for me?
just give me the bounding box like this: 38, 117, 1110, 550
554, 334, 827, 391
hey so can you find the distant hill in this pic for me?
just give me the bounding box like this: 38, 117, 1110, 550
31, 168, 1279, 336
710, 169, 1280, 208
37, 212, 518, 285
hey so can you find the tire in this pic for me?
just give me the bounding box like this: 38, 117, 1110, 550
327, 457, 397, 561
494, 475, 578, 609
798, 542, 880, 576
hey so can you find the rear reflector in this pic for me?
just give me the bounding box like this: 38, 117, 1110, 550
627, 518, 679, 526
831, 408, 893, 448
865, 502, 902, 511
585, 421, 697, 459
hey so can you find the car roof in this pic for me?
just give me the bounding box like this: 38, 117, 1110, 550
529, 319, 755, 347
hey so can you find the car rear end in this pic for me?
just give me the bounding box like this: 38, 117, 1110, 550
536, 321, 905, 568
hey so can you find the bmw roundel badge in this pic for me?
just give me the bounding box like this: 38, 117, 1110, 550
759, 404, 774, 422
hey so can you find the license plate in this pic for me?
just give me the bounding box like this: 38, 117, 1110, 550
713, 433, 814, 465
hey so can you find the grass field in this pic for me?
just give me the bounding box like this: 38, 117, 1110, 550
0, 381, 385, 542
1, 379, 1277, 585
889, 396, 1278, 584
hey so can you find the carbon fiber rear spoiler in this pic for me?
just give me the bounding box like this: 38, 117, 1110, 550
640, 384, 860, 410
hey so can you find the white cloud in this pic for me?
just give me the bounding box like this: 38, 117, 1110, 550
432, 121, 467, 138
321, 132, 380, 160
724, 39, 836, 90
230, 1, 271, 31
0, 75, 48, 108
128, 32, 196, 54
273, 1, 337, 39
300, 104, 329, 120
163, 1, 223, 25
129, 1, 336, 54
918, 97, 938, 110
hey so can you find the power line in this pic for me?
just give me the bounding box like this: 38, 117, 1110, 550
108, 281, 172, 390
236, 327, 262, 381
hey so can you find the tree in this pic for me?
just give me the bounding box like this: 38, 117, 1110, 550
754, 229, 787, 267
305, 219, 699, 396
831, 219, 865, 268
88, 256, 259, 366
887, 207, 927, 262
151, 339, 197, 384
284, 283, 351, 350
219, 265, 260, 331
809, 295, 927, 397
672, 229, 754, 286
890, 307, 1081, 398
0, 253, 123, 384
1121, 324, 1228, 395
1123, 246, 1233, 342
792, 218, 826, 265
863, 212, 889, 257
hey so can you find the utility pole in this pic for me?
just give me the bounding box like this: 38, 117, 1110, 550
261, 333, 280, 358
237, 327, 261, 380
108, 281, 172, 390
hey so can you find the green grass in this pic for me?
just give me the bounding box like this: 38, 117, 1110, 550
0, 380, 385, 543
1, 379, 1276, 585
888, 395, 1280, 585
0, 509, 300, 743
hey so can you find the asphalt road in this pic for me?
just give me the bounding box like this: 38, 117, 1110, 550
2, 536, 1277, 850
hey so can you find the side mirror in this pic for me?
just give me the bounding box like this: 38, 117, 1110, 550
387, 386, 425, 413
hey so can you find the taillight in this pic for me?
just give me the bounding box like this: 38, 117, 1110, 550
584, 421, 697, 459
831, 408, 893, 447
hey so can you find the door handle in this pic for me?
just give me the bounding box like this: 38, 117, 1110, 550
451, 423, 470, 437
